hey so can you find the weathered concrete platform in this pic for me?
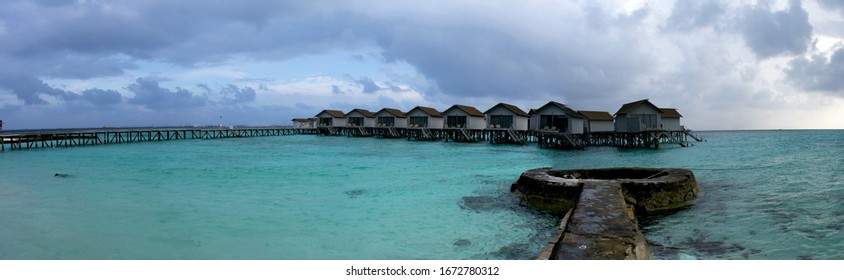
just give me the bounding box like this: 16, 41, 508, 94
512, 167, 699, 260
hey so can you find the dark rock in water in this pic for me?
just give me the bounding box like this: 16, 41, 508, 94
453, 239, 472, 247
491, 243, 532, 260
54, 173, 71, 178
345, 189, 366, 197
797, 255, 813, 260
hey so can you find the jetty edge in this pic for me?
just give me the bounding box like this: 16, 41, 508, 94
511, 167, 700, 260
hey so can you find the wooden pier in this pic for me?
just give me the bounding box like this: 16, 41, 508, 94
2, 125, 704, 152
1, 127, 317, 151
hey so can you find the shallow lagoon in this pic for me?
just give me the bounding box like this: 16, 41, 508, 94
1, 130, 842, 259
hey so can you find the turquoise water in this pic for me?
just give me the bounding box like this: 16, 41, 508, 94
0, 130, 842, 259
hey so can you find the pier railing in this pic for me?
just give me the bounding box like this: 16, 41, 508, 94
1, 127, 318, 151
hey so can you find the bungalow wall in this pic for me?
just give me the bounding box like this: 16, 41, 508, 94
485, 106, 528, 131
406, 110, 444, 128
662, 117, 682, 131
316, 112, 346, 127
615, 106, 661, 133
535, 106, 584, 134
375, 112, 407, 128
346, 111, 376, 127
586, 120, 614, 132
443, 109, 485, 129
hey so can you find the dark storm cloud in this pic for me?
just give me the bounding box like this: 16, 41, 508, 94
127, 78, 207, 110
219, 84, 257, 103
738, 0, 813, 59
817, 0, 844, 13
664, 0, 726, 31
786, 46, 844, 94
81, 89, 122, 105
356, 77, 381, 93
0, 73, 72, 105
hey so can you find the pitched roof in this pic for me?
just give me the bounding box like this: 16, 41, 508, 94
376, 108, 407, 118
660, 108, 683, 118
444, 104, 485, 117
614, 99, 662, 116
345, 108, 376, 118
409, 106, 444, 117
528, 108, 538, 115
484, 102, 529, 117
537, 101, 584, 118
577, 111, 614, 121
316, 109, 345, 118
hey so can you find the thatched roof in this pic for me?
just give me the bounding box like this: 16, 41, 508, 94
409, 106, 444, 117
660, 108, 683, 118
316, 109, 345, 118
577, 111, 614, 121
444, 104, 485, 117
614, 99, 662, 116
485, 102, 529, 117
346, 108, 376, 118
537, 101, 584, 118
376, 108, 407, 118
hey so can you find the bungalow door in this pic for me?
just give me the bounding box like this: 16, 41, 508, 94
554, 116, 568, 133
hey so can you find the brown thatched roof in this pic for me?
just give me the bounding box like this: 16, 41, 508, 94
485, 103, 529, 117
410, 106, 444, 117
614, 99, 662, 116
660, 108, 683, 118
316, 109, 345, 118
346, 108, 376, 118
577, 111, 614, 121
537, 101, 584, 118
377, 108, 407, 118
445, 104, 485, 117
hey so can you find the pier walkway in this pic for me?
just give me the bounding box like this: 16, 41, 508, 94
1, 127, 318, 151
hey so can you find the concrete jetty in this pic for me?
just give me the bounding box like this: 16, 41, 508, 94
512, 167, 699, 260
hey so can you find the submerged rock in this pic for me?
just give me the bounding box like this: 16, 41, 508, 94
453, 239, 472, 247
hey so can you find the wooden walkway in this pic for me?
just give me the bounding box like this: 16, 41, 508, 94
1, 127, 318, 151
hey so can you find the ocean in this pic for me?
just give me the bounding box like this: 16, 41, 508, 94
0, 130, 842, 259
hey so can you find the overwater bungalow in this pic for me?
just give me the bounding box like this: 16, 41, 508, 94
578, 111, 614, 133
660, 108, 683, 131
292, 118, 317, 128
533, 101, 585, 134
613, 99, 662, 133
345, 109, 376, 127
484, 103, 529, 130
315, 109, 346, 127
406, 106, 444, 128
442, 104, 485, 129
374, 108, 407, 128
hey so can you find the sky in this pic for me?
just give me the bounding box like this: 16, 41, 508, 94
1, 0, 844, 130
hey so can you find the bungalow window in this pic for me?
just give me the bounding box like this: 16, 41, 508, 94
409, 117, 428, 127
319, 117, 332, 126
539, 115, 568, 132
638, 114, 658, 130
348, 117, 364, 126
446, 116, 467, 128
377, 116, 395, 127
489, 115, 513, 129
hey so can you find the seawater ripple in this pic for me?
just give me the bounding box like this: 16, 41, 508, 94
0, 130, 842, 259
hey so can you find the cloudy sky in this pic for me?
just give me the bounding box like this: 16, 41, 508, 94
1, 0, 843, 130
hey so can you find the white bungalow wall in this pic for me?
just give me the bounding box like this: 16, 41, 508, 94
615, 105, 661, 132
535, 105, 583, 134
346, 111, 376, 127
375, 111, 407, 128
485, 106, 528, 130
442, 108, 485, 129
662, 117, 681, 131
406, 109, 444, 128
316, 112, 346, 127
587, 120, 614, 132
